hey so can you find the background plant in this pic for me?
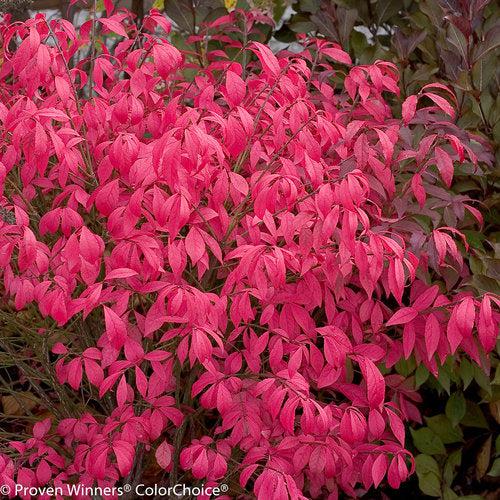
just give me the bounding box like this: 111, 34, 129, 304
0, 2, 498, 499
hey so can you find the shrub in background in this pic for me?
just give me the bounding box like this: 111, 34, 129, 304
0, 3, 498, 499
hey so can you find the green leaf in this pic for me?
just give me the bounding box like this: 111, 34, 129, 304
165, 0, 224, 32
415, 454, 442, 497
337, 7, 358, 49
425, 415, 463, 444
443, 486, 459, 500
437, 368, 451, 394
298, 0, 319, 14
271, 0, 287, 22
164, 0, 196, 32
446, 392, 466, 427
411, 427, 446, 455
375, 0, 399, 25
415, 454, 440, 475
469, 255, 485, 275
417, 471, 442, 497
472, 25, 500, 63
460, 359, 474, 389
396, 357, 416, 376
474, 364, 493, 396
289, 18, 315, 33
488, 457, 500, 477
493, 365, 500, 386
351, 30, 369, 58
418, 0, 444, 26
443, 449, 462, 485
462, 230, 486, 250
415, 364, 430, 387
471, 274, 500, 295
461, 401, 489, 429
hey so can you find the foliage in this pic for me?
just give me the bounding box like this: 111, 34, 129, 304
282, 0, 500, 238
0, 3, 498, 500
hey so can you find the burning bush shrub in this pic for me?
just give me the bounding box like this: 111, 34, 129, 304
0, 5, 497, 499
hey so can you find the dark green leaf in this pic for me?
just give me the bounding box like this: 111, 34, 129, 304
437, 368, 451, 394
337, 7, 358, 49
461, 401, 489, 429
415, 454, 442, 497
472, 24, 500, 63
425, 414, 463, 444
417, 471, 442, 497
460, 359, 474, 389
411, 427, 446, 454
474, 364, 493, 395
488, 457, 500, 477
415, 453, 440, 475
446, 392, 466, 427
443, 486, 459, 500
375, 0, 400, 25
415, 364, 430, 387
443, 449, 462, 485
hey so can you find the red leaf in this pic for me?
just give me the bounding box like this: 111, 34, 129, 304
386, 307, 418, 326
99, 18, 128, 38
105, 268, 139, 280
155, 440, 172, 470
386, 408, 405, 446
435, 146, 454, 187
456, 297, 475, 338
104, 306, 128, 349
226, 71, 246, 106
402, 95, 418, 124
251, 42, 281, 77
424, 91, 455, 118
152, 43, 182, 78
359, 357, 385, 409
478, 295, 496, 352
424, 313, 440, 360
322, 46, 352, 65
185, 227, 205, 265
113, 440, 134, 476
372, 454, 388, 488
411, 174, 426, 207
103, 0, 114, 15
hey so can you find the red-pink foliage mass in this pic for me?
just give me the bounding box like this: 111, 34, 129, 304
0, 5, 498, 500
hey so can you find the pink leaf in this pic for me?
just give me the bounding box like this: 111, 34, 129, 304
372, 454, 388, 488
359, 357, 385, 409
425, 313, 440, 360
386, 307, 418, 326
478, 295, 496, 352
402, 95, 418, 124
424, 91, 455, 118
153, 43, 182, 78
99, 18, 128, 38
250, 42, 281, 77
155, 440, 172, 470
435, 147, 454, 187
185, 227, 205, 265
104, 306, 128, 349
411, 174, 426, 207
113, 440, 134, 476
105, 268, 139, 280
322, 46, 352, 65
